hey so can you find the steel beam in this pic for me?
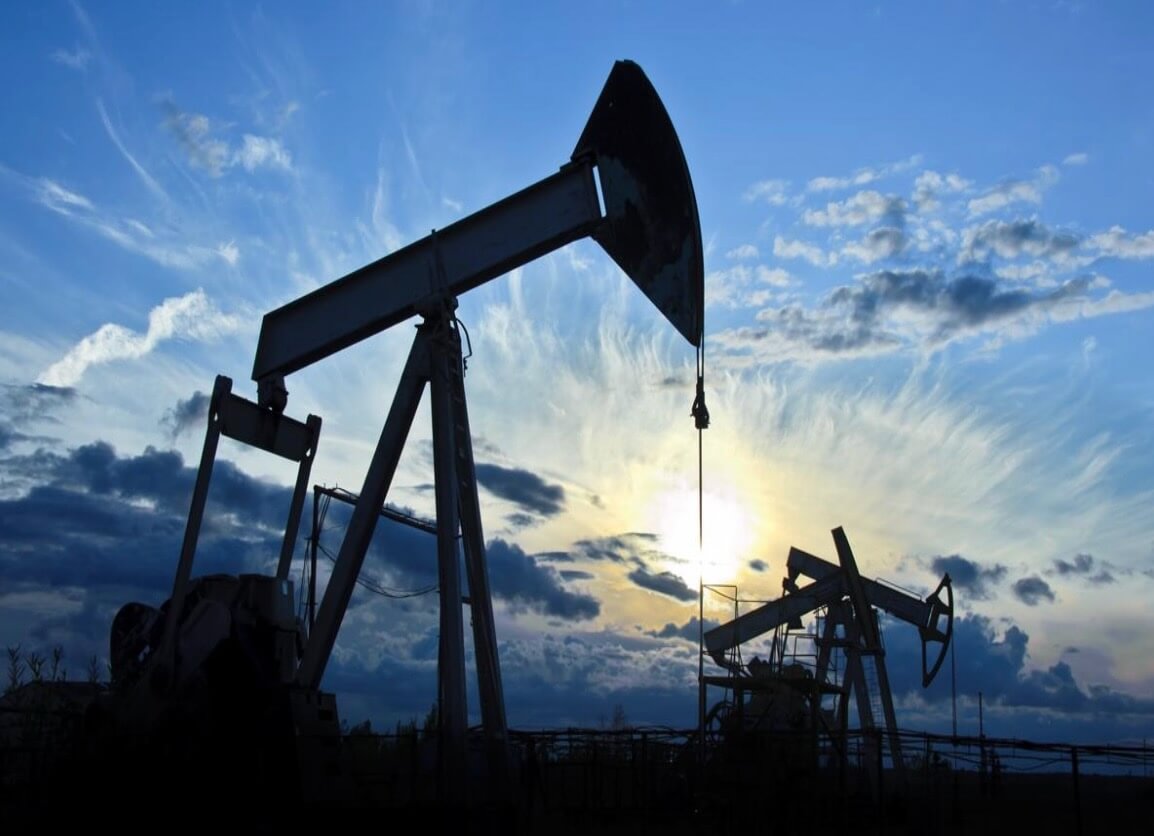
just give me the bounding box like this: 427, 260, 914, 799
703, 571, 847, 666
252, 162, 600, 383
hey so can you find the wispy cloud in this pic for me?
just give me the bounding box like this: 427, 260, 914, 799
37, 178, 93, 213
5, 170, 233, 271
1062, 152, 1089, 166
37, 289, 242, 387
806, 154, 923, 193
216, 240, 240, 266
49, 47, 92, 70
96, 98, 168, 202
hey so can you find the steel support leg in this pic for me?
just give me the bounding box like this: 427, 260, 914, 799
446, 328, 512, 798
429, 321, 469, 802
296, 329, 430, 689
276, 413, 322, 580
156, 375, 230, 683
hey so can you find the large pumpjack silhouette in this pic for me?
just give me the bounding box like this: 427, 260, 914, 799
104, 60, 703, 808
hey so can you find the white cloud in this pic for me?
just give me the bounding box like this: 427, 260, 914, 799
49, 47, 91, 70
235, 135, 293, 172
773, 236, 835, 267
995, 261, 1052, 284
806, 155, 923, 193
803, 190, 905, 227
913, 170, 971, 212
1062, 152, 1089, 166
1086, 226, 1154, 260
841, 228, 906, 263
757, 266, 792, 287
725, 244, 759, 260
217, 241, 240, 266
37, 289, 243, 387
166, 110, 230, 176
968, 166, 1059, 216
705, 264, 794, 309
743, 179, 790, 205
164, 104, 292, 177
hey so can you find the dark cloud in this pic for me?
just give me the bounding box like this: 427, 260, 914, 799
0, 442, 298, 598
161, 391, 209, 440
882, 613, 1154, 724
559, 570, 594, 581
748, 558, 768, 573
843, 227, 906, 262
535, 551, 576, 563
930, 554, 1007, 600
1012, 575, 1056, 606
312, 499, 594, 621
645, 616, 720, 642
483, 539, 599, 621
474, 462, 565, 517
1051, 553, 1116, 585
505, 512, 539, 532
627, 567, 697, 602
961, 218, 1080, 263
829, 270, 1084, 335
727, 269, 1099, 361
1, 383, 77, 427
572, 532, 662, 564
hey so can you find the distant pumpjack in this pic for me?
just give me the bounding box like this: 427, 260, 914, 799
702, 527, 953, 795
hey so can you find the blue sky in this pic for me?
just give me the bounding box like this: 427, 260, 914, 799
2, 1, 1153, 745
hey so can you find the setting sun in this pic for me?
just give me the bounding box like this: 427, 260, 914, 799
647, 485, 758, 586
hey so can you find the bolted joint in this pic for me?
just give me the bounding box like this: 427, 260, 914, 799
258, 375, 289, 414
414, 290, 459, 321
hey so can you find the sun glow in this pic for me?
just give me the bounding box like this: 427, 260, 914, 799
647, 486, 758, 586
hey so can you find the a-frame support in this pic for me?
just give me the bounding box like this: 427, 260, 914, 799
156, 375, 321, 687
295, 295, 509, 804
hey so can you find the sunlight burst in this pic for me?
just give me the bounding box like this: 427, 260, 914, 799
648, 486, 757, 586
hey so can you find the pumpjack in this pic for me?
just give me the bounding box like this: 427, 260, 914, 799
100, 60, 703, 808
701, 527, 953, 796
